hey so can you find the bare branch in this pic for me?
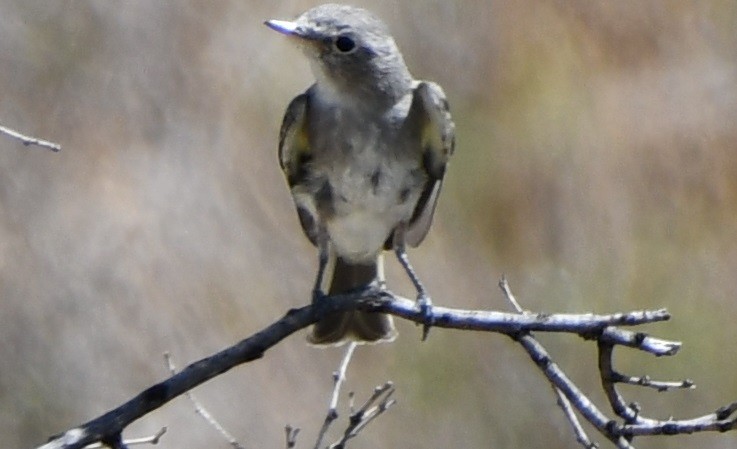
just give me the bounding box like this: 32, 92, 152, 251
500, 279, 736, 448
332, 343, 357, 410
515, 333, 635, 449
329, 382, 396, 448
35, 289, 734, 449
501, 277, 598, 447
599, 327, 680, 357
622, 402, 737, 436
554, 387, 598, 449
314, 342, 357, 449
0, 122, 61, 152
83, 428, 166, 448
499, 276, 525, 313
618, 375, 694, 392
297, 342, 394, 449
164, 353, 245, 449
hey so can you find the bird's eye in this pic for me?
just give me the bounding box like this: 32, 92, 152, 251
334, 35, 356, 53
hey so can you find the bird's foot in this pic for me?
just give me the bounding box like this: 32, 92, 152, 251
312, 288, 327, 305
417, 293, 434, 341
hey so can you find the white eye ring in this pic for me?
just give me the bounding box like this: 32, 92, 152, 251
334, 35, 356, 53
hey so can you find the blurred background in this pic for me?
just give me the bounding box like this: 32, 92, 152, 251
1, 1, 736, 448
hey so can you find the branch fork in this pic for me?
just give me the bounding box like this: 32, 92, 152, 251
37, 282, 736, 449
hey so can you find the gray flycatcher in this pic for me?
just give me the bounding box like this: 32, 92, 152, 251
266, 4, 455, 345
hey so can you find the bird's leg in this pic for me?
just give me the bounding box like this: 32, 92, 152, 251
375, 253, 387, 291
394, 244, 428, 302
312, 231, 330, 304
393, 225, 433, 340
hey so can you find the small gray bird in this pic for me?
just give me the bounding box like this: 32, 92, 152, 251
266, 4, 455, 345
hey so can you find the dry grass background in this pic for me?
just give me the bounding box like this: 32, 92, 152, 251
1, 1, 736, 448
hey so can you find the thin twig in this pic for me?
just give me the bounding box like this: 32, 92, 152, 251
314, 342, 357, 449
617, 374, 694, 392
84, 428, 166, 448
599, 327, 681, 356
285, 425, 300, 449
501, 279, 636, 446
330, 382, 396, 448
500, 278, 599, 448
515, 333, 635, 449
331, 343, 357, 411
498, 276, 525, 313
597, 342, 642, 424
554, 387, 598, 449
165, 353, 245, 449
0, 122, 61, 152
622, 401, 737, 436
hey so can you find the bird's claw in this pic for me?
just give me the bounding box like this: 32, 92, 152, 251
312, 289, 327, 305
417, 293, 434, 341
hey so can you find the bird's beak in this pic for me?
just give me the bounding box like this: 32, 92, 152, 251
264, 19, 301, 37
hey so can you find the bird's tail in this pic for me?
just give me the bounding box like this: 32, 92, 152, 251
307, 254, 397, 346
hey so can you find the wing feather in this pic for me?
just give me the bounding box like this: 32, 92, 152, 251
278, 93, 309, 186
278, 92, 320, 246
405, 81, 455, 247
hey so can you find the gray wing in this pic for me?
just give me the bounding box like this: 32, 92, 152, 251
405, 81, 456, 247
278, 93, 308, 185
278, 92, 320, 246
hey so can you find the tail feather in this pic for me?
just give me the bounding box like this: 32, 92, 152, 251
307, 255, 396, 346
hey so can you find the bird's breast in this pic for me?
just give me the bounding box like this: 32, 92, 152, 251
310, 139, 424, 261
301, 97, 425, 261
